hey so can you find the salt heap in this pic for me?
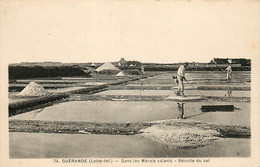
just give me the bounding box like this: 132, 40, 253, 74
139, 120, 221, 148
115, 71, 125, 77
18, 82, 50, 97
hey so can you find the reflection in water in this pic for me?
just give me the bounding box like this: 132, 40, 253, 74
225, 90, 232, 97
33, 108, 44, 118
177, 102, 185, 119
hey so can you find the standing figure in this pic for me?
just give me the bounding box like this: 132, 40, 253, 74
140, 65, 145, 76
225, 65, 232, 82
176, 62, 188, 97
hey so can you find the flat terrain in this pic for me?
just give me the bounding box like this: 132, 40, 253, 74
10, 101, 250, 126
10, 132, 250, 158
9, 71, 251, 158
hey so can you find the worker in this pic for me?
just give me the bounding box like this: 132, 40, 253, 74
140, 65, 145, 76
176, 62, 188, 97
225, 65, 232, 82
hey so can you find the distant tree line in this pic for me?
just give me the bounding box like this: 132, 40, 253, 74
144, 66, 251, 71
9, 65, 91, 79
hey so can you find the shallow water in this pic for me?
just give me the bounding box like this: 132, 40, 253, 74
10, 101, 250, 126
9, 132, 250, 158
95, 90, 250, 97
131, 71, 251, 84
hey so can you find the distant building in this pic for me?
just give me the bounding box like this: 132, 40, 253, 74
228, 58, 251, 66
211, 58, 251, 66
118, 58, 128, 67
211, 58, 229, 64
127, 60, 141, 68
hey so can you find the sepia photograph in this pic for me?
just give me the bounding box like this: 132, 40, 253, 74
1, 0, 259, 166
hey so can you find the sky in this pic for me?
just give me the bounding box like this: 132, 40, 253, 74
0, 0, 259, 64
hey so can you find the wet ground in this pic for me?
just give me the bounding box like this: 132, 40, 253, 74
95, 90, 250, 97
10, 101, 250, 126
9, 132, 250, 158
9, 71, 251, 158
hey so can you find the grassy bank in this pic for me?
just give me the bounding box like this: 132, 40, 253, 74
8, 76, 148, 116
70, 94, 251, 103
9, 94, 70, 117
109, 85, 251, 91
9, 119, 250, 138
9, 120, 152, 135
9, 84, 109, 116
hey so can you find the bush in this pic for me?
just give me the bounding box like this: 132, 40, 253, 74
9, 65, 91, 79
124, 69, 141, 75
97, 70, 119, 75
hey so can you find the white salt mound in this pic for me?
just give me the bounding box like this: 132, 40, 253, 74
18, 82, 50, 97
84, 82, 105, 85
165, 96, 202, 101
116, 71, 125, 77
139, 124, 220, 148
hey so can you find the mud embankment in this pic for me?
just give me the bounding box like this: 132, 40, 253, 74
8, 75, 152, 117
9, 119, 250, 138
70, 94, 251, 103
